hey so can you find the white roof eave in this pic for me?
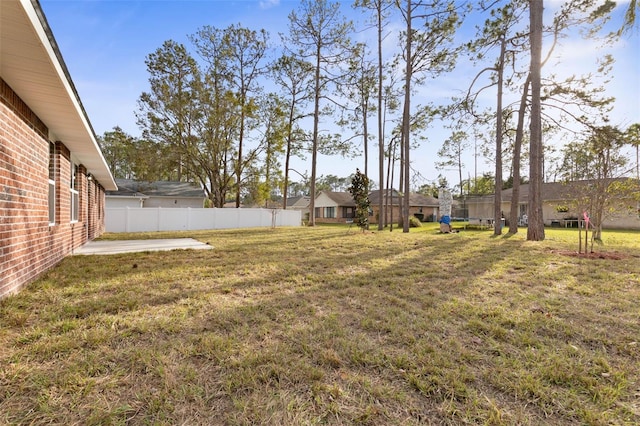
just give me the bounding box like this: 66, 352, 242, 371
0, 0, 117, 190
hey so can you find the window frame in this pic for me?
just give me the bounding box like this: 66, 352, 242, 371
48, 142, 56, 225
70, 161, 79, 223
343, 206, 355, 219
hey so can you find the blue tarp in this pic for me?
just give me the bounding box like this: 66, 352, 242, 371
439, 215, 451, 225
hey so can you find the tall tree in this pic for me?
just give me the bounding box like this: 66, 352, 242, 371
399, 0, 413, 233
436, 130, 468, 196
98, 126, 136, 179
507, 75, 530, 234
355, 0, 395, 230
191, 25, 269, 208
463, 1, 529, 235
395, 0, 461, 232
493, 35, 506, 235
527, 0, 545, 241
625, 123, 640, 180
618, 0, 639, 35
186, 70, 239, 207
136, 40, 200, 183
129, 138, 171, 182
225, 25, 269, 207
528, 0, 616, 238
463, 0, 614, 235
257, 93, 288, 207
461, 172, 495, 196
337, 43, 377, 178
286, 0, 354, 226
271, 54, 314, 209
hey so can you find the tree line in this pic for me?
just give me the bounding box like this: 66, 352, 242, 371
98, 0, 639, 239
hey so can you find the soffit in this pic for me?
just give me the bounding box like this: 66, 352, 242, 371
0, 0, 117, 190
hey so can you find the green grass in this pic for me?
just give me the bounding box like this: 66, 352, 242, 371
1, 224, 639, 425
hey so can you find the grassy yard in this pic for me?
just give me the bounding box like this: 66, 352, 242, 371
1, 224, 639, 425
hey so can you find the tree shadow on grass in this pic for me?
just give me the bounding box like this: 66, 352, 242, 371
5, 228, 638, 424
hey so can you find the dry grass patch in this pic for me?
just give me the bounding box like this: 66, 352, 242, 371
1, 225, 639, 425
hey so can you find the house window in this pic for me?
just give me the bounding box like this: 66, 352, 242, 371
70, 162, 79, 222
324, 207, 336, 218
48, 142, 55, 225
343, 207, 355, 218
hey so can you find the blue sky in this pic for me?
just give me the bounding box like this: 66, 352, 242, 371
40, 0, 639, 188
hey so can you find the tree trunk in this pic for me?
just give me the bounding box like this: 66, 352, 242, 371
494, 37, 505, 236
508, 75, 531, 234
401, 0, 412, 233
282, 102, 296, 210
309, 44, 322, 226
364, 119, 369, 178
377, 3, 384, 231
527, 0, 545, 241
235, 107, 244, 208
385, 138, 395, 229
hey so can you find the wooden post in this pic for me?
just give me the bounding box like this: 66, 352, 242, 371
584, 220, 589, 253
578, 220, 582, 254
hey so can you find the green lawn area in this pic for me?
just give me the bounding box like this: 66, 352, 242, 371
1, 224, 639, 425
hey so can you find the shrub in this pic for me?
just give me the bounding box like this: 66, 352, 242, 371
348, 169, 371, 232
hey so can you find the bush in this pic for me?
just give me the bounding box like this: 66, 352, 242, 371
409, 216, 423, 228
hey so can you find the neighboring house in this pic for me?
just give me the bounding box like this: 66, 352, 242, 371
312, 189, 440, 224
1, 0, 117, 298
314, 191, 356, 223
369, 189, 441, 224
106, 179, 205, 208
465, 180, 640, 229
286, 195, 311, 222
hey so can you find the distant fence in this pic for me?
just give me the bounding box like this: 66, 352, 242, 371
105, 207, 302, 233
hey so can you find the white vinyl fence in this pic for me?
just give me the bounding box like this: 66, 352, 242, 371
106, 207, 302, 233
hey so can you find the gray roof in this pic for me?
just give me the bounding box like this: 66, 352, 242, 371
286, 196, 311, 208
107, 179, 205, 198
318, 190, 441, 207
468, 179, 639, 203
368, 189, 440, 207
321, 191, 356, 206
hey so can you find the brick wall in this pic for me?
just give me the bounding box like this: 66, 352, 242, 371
0, 78, 106, 298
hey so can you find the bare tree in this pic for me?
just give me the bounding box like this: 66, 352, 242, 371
436, 130, 469, 196
285, 0, 354, 226
337, 43, 377, 178
559, 125, 639, 240
271, 54, 314, 209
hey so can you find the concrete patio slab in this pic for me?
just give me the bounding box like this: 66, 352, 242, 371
74, 238, 213, 255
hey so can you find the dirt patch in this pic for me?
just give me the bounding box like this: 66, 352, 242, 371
550, 250, 630, 260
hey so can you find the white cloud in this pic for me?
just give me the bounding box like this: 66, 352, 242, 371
259, 0, 279, 10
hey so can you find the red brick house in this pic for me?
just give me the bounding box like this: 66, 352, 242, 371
314, 191, 356, 223
0, 0, 117, 298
